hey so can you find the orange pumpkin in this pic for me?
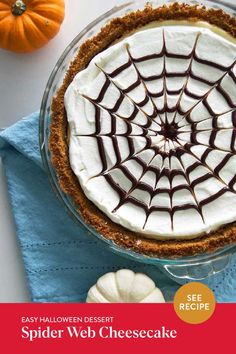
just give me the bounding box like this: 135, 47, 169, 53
0, 0, 65, 53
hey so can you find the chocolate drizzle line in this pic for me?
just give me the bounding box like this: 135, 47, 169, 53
73, 29, 236, 231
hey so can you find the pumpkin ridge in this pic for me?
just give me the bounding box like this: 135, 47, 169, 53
114, 271, 123, 302
97, 273, 119, 302
87, 285, 110, 303
4, 18, 31, 52
27, 14, 47, 40
28, 4, 65, 22
95, 284, 113, 302
26, 9, 62, 30
19, 14, 49, 51
11, 0, 27, 16
24, 11, 51, 35
15, 17, 33, 52
0, 21, 11, 48
86, 270, 165, 303
0, 11, 11, 21
30, 19, 60, 43
0, 15, 16, 46
94, 284, 111, 303
0, 0, 14, 6
0, 3, 9, 11
139, 285, 159, 302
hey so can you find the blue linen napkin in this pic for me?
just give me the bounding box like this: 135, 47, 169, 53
0, 112, 235, 302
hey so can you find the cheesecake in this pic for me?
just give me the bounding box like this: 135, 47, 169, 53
50, 3, 236, 257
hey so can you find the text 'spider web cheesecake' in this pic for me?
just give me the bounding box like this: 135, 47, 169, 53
50, 3, 236, 257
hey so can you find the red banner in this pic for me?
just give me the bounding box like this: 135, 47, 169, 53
0, 304, 234, 353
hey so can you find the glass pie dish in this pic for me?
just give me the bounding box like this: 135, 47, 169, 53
39, 0, 236, 284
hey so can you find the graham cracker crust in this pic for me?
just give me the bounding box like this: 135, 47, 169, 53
49, 2, 236, 258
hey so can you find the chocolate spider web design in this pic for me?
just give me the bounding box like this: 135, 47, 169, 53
72, 29, 236, 231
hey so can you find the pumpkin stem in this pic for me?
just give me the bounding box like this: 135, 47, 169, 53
12, 0, 26, 16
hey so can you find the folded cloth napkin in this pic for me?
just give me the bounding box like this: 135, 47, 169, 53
0, 112, 235, 302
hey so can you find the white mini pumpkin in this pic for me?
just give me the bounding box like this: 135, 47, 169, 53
86, 269, 165, 303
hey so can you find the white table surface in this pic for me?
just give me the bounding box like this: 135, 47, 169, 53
0, 0, 124, 302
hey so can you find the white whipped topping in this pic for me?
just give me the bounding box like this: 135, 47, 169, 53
65, 24, 236, 239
